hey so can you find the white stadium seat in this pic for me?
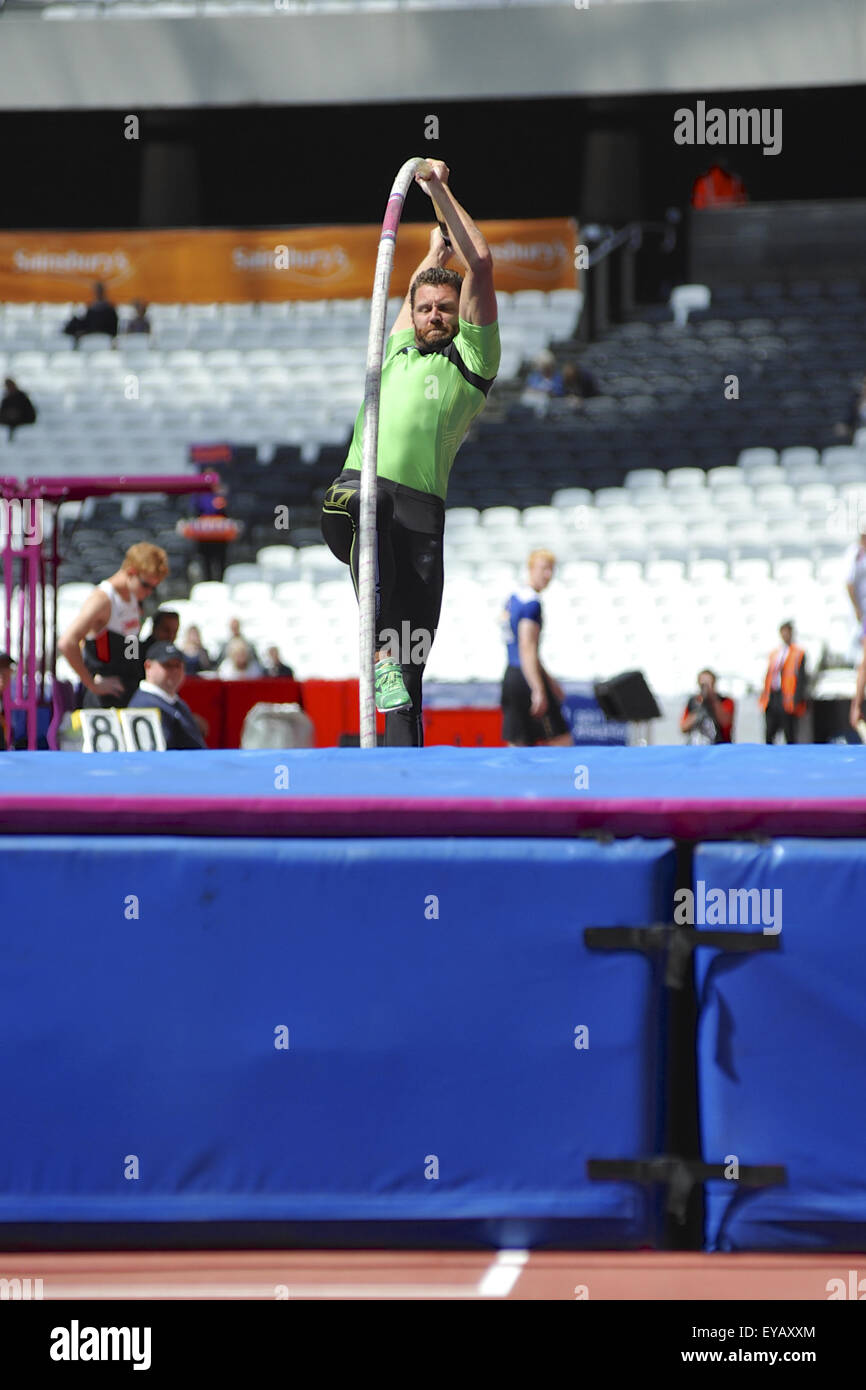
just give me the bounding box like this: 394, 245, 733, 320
669, 283, 711, 326
738, 448, 779, 472
666, 468, 706, 492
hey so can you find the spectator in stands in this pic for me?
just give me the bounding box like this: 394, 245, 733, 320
179, 625, 213, 676
262, 645, 294, 679
691, 162, 748, 209
128, 642, 207, 750
58, 541, 169, 709
836, 373, 866, 442
500, 549, 572, 748
0, 650, 15, 751
140, 609, 181, 664
0, 378, 37, 441
560, 361, 600, 406
845, 522, 866, 642
126, 301, 151, 336
216, 617, 260, 668
321, 159, 499, 746
63, 282, 119, 347
219, 637, 262, 681
759, 621, 809, 744
521, 350, 564, 416
680, 669, 735, 744
184, 483, 236, 582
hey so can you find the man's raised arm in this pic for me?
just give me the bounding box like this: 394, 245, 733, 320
415, 160, 497, 327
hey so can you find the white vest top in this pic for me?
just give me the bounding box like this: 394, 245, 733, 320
95, 579, 141, 637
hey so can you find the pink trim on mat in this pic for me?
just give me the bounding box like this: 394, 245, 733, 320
1, 795, 866, 838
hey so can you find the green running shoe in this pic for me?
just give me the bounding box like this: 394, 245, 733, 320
375, 658, 411, 712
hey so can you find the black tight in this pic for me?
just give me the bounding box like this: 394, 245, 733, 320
765, 693, 799, 744
322, 476, 400, 640
321, 472, 444, 748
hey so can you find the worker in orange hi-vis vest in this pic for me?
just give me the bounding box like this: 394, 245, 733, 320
759, 621, 809, 745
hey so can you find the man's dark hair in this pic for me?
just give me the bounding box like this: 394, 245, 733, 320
153, 609, 180, 631
410, 267, 463, 310
698, 668, 716, 683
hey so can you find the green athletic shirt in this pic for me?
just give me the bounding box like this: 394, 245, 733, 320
343, 317, 501, 502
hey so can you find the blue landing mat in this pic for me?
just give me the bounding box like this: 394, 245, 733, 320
0, 835, 674, 1239
696, 840, 866, 1251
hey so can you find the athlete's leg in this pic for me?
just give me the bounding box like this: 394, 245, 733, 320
383, 525, 444, 748
321, 475, 399, 647
502, 665, 534, 747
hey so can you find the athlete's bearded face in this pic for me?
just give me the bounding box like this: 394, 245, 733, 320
412, 285, 460, 349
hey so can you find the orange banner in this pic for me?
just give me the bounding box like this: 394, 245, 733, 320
0, 220, 578, 304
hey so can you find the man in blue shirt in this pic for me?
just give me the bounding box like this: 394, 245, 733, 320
500, 550, 572, 747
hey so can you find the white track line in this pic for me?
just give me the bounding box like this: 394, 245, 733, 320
41, 1251, 530, 1302
477, 1249, 529, 1298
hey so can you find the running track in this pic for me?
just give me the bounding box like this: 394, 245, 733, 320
1, 1251, 862, 1300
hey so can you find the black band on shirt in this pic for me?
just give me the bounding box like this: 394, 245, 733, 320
397, 339, 495, 397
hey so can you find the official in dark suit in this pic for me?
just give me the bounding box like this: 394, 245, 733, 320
127, 641, 207, 750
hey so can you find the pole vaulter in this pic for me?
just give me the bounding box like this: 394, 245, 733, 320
358, 157, 435, 749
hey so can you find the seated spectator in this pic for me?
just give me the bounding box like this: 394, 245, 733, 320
0, 649, 15, 751
219, 637, 262, 681
216, 617, 260, 667
0, 378, 37, 441
63, 281, 119, 347
521, 350, 564, 415
836, 373, 866, 442
561, 361, 600, 402
128, 642, 207, 750
261, 645, 294, 679
140, 609, 180, 665
680, 669, 735, 744
179, 624, 213, 676
126, 300, 151, 335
